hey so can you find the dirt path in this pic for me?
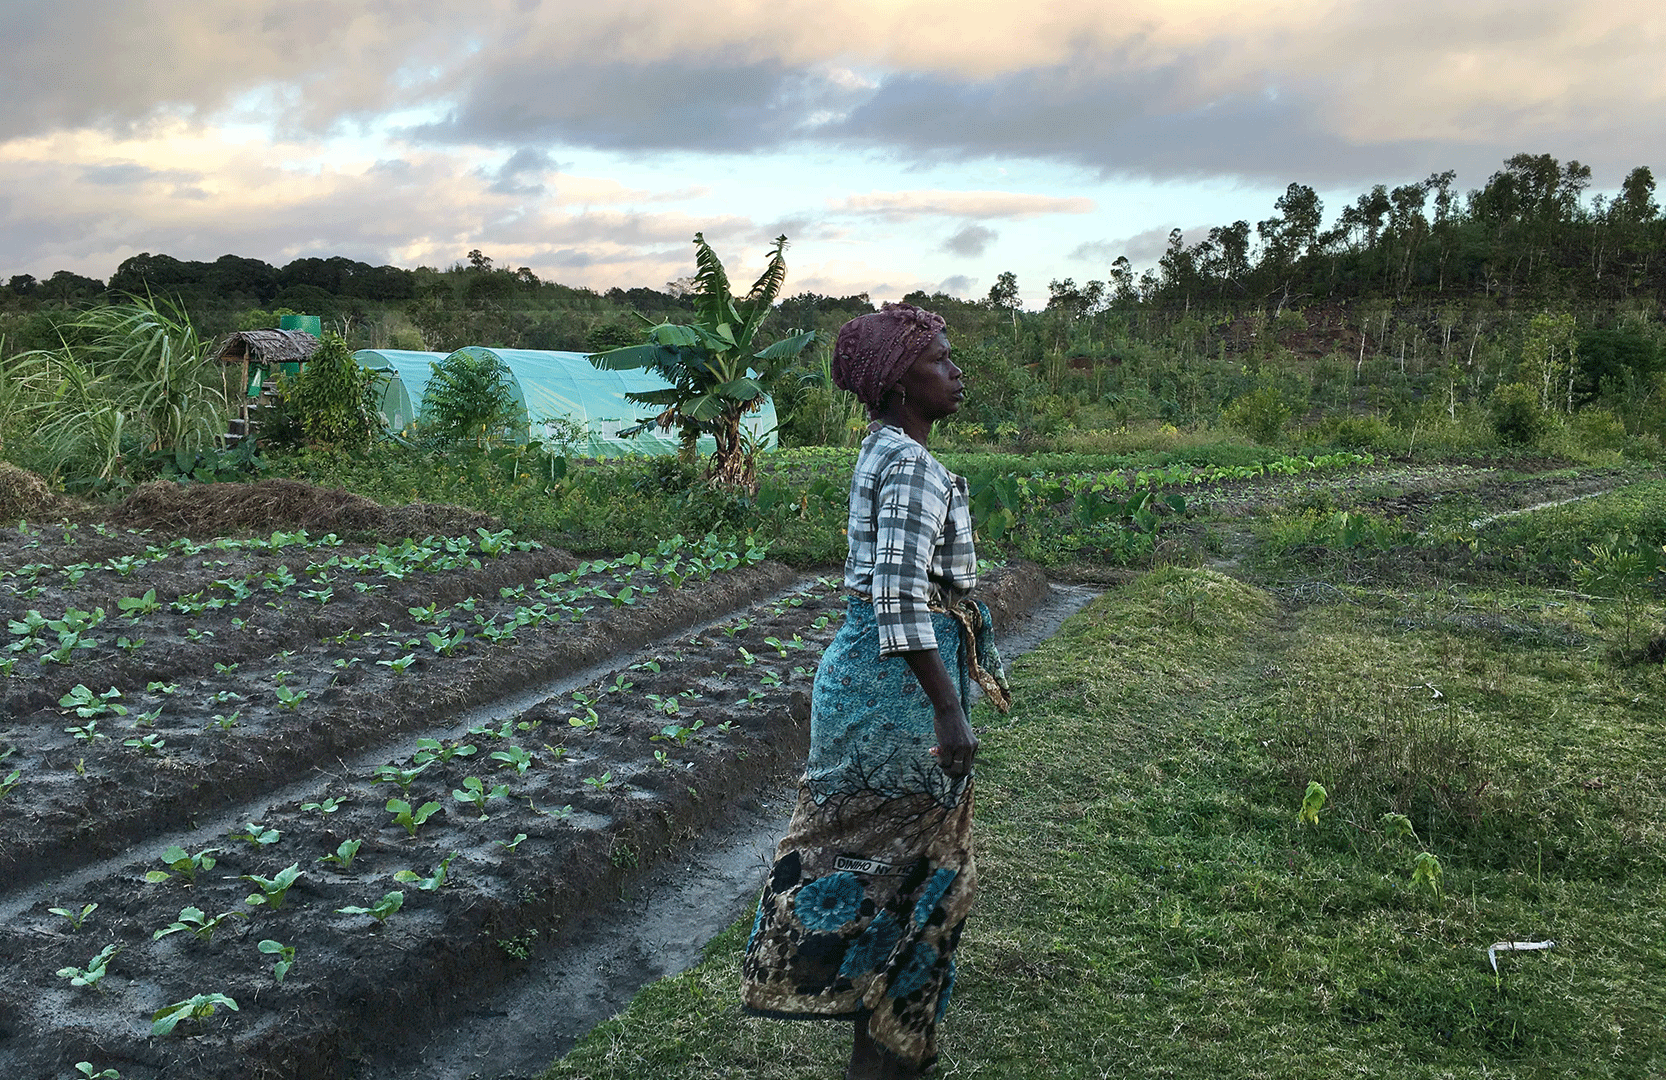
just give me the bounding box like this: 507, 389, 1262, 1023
352, 583, 1104, 1080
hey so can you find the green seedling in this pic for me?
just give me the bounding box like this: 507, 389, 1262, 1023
811, 614, 832, 630
49, 902, 98, 930
211, 690, 243, 704
413, 738, 476, 766
299, 587, 334, 606
241, 863, 302, 910
371, 761, 431, 792
496, 833, 528, 851
123, 734, 166, 755
275, 685, 308, 710
376, 653, 417, 674
116, 636, 145, 653
571, 687, 602, 708
386, 798, 442, 837
490, 746, 535, 775
567, 707, 599, 732
150, 993, 238, 1037
73, 1062, 120, 1079
258, 939, 296, 983
408, 602, 452, 623
426, 628, 466, 656
185, 628, 214, 643
153, 906, 244, 943
394, 851, 457, 891
606, 673, 635, 694
737, 647, 757, 666
65, 721, 107, 742
229, 822, 280, 846
653, 719, 705, 746
582, 771, 613, 791
1297, 780, 1328, 826
653, 749, 674, 768
318, 839, 362, 869
60, 684, 127, 719
337, 890, 404, 925
147, 681, 179, 695
302, 795, 346, 815
452, 776, 509, 819
722, 617, 752, 638
130, 705, 163, 727
207, 710, 241, 731
332, 656, 361, 670
645, 693, 681, 716
105, 555, 143, 577
759, 670, 783, 688
57, 944, 121, 990
272, 669, 292, 685
474, 619, 517, 645
713, 720, 737, 735
117, 589, 160, 618
763, 635, 805, 656
1, 768, 21, 800
525, 799, 573, 819
630, 659, 662, 674
1412, 851, 1445, 896
498, 927, 539, 960
146, 846, 220, 885
214, 661, 239, 674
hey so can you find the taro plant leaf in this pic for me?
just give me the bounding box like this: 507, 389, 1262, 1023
48, 902, 98, 930
146, 845, 218, 885
153, 906, 244, 942
241, 863, 302, 910
318, 839, 362, 869
57, 944, 121, 990
386, 798, 442, 837
1297, 780, 1327, 826
336, 890, 403, 925
257, 939, 296, 983
150, 992, 239, 1037
394, 851, 457, 891
452, 776, 509, 819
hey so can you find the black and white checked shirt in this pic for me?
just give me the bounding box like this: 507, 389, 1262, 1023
843, 423, 978, 656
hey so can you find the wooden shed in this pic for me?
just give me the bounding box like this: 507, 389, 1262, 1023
213, 329, 320, 445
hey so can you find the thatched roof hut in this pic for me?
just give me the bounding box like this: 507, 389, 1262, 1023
213, 329, 320, 367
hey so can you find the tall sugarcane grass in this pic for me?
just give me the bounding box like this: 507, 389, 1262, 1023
0, 297, 228, 489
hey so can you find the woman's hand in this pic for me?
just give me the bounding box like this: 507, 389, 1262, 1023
930, 703, 978, 778
902, 647, 978, 779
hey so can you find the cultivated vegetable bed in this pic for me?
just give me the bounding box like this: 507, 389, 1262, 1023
0, 520, 897, 1079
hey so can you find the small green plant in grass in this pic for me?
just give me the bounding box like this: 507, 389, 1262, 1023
123, 734, 166, 755
337, 890, 404, 925
153, 906, 244, 942
1573, 535, 1657, 652
1411, 851, 1445, 896
491, 745, 535, 775
301, 795, 346, 815
48, 902, 97, 930
386, 798, 442, 837
146, 846, 219, 885
395, 852, 457, 891
258, 939, 296, 983
229, 822, 280, 846
453, 776, 509, 819
241, 863, 302, 910
498, 927, 538, 960
1297, 780, 1327, 826
150, 993, 238, 1036
318, 839, 362, 869
57, 944, 121, 990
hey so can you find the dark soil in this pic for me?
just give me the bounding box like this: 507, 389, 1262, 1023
0, 482, 1049, 1080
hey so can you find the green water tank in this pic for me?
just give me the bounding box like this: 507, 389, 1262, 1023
277, 314, 323, 376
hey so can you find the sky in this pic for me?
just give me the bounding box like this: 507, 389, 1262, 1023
2, 0, 1662, 307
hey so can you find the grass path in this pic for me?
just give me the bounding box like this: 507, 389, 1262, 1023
543, 568, 1666, 1080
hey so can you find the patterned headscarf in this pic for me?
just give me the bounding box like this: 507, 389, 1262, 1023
831, 302, 947, 416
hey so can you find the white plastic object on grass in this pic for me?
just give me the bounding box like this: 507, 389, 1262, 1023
1487, 939, 1555, 974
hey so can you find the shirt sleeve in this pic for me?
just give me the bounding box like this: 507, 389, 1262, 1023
870, 453, 951, 657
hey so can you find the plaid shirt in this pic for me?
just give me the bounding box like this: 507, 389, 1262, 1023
844, 423, 978, 656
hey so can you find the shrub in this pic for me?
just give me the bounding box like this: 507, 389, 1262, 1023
1221, 384, 1293, 445
420, 350, 522, 449
1490, 382, 1544, 445
278, 332, 380, 452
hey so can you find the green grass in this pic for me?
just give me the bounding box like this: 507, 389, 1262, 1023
543, 569, 1666, 1079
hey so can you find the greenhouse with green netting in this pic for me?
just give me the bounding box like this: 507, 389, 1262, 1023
353, 347, 777, 457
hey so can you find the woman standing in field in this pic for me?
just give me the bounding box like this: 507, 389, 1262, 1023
741, 303, 1009, 1079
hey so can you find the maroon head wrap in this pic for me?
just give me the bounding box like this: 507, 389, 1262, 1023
831, 302, 947, 416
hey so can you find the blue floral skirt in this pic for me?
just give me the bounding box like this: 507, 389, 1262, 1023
740, 598, 1003, 1070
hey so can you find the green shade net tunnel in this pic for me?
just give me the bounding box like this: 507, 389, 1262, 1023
357, 347, 778, 458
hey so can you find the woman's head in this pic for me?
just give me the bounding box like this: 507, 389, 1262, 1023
832, 302, 949, 419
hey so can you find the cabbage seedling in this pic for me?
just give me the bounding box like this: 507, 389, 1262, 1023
582, 771, 613, 790
318, 839, 361, 869
496, 833, 528, 851
653, 720, 705, 746
371, 761, 431, 792
376, 653, 417, 674
426, 628, 466, 656
146, 681, 178, 694
57, 944, 121, 990
73, 1062, 120, 1079
207, 710, 241, 731
490, 746, 534, 775
413, 739, 476, 766
645, 694, 680, 716
49, 902, 97, 930
60, 684, 127, 719
241, 863, 302, 910
229, 822, 279, 846
301, 795, 346, 814
153, 906, 244, 943
214, 661, 238, 674
395, 851, 457, 891
386, 798, 442, 837
150, 992, 238, 1037
116, 636, 144, 653
146, 845, 219, 885
123, 734, 166, 755
0, 768, 20, 800
275, 685, 308, 710
257, 939, 296, 983
567, 708, 599, 732
117, 590, 160, 618
337, 890, 403, 925
453, 776, 508, 819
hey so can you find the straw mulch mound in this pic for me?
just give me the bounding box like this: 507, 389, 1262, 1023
112, 478, 501, 540
0, 462, 75, 523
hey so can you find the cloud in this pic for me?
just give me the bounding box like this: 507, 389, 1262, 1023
834, 190, 1094, 221
1070, 225, 1214, 268
943, 225, 998, 257
938, 275, 978, 297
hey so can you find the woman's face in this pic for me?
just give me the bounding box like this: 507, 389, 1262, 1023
897, 331, 963, 419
